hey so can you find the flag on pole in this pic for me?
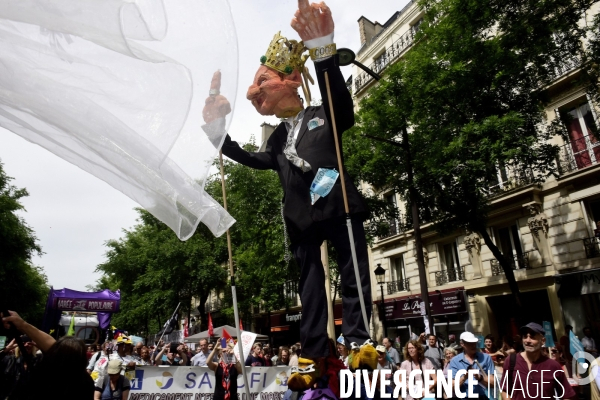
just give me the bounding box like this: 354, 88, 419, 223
239, 318, 244, 331
223, 328, 233, 344
67, 314, 76, 336
184, 318, 189, 338
208, 313, 214, 337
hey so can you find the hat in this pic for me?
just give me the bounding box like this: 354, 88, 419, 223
337, 334, 345, 346
107, 359, 123, 374
116, 336, 132, 345
460, 332, 479, 343
376, 345, 386, 353
520, 322, 545, 335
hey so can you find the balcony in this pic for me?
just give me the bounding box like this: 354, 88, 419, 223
548, 56, 581, 82
354, 27, 417, 94
558, 135, 600, 174
378, 218, 404, 240
583, 237, 600, 258
387, 279, 410, 294
485, 169, 535, 198
490, 252, 532, 276
435, 266, 465, 286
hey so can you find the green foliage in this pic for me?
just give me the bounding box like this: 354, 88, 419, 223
0, 160, 49, 325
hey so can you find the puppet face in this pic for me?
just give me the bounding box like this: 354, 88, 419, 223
247, 65, 303, 118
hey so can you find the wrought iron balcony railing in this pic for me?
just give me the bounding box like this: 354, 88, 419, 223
485, 169, 535, 198
558, 135, 600, 174
354, 27, 417, 94
584, 237, 600, 259
435, 266, 465, 286
387, 279, 410, 294
378, 217, 405, 240
548, 56, 581, 82
490, 252, 532, 276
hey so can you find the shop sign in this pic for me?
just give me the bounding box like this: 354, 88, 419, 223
383, 290, 467, 320
580, 271, 600, 295
53, 298, 119, 312
285, 313, 302, 322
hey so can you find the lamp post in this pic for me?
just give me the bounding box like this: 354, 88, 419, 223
374, 264, 387, 338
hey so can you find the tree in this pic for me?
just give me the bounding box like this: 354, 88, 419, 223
0, 160, 49, 325
345, 0, 596, 311
96, 208, 228, 337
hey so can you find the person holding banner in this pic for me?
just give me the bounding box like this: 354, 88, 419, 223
207, 338, 242, 400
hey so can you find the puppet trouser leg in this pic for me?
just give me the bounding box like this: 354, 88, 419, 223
324, 216, 372, 346
293, 240, 329, 359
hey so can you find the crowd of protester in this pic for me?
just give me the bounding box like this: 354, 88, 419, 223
0, 310, 596, 400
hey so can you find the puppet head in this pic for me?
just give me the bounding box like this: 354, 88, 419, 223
247, 32, 312, 118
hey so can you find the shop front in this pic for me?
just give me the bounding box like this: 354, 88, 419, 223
375, 288, 469, 350
556, 268, 600, 339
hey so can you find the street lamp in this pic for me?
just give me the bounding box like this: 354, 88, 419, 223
374, 264, 387, 338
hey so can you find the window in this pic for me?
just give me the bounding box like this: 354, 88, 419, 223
496, 224, 526, 268
435, 241, 464, 285
388, 255, 408, 293
373, 49, 388, 73
561, 102, 600, 170
380, 192, 401, 238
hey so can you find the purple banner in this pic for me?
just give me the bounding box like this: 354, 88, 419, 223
53, 298, 119, 312
382, 289, 467, 320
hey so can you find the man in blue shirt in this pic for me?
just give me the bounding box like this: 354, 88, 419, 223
447, 332, 495, 399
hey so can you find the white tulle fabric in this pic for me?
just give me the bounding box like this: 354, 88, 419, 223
0, 0, 237, 240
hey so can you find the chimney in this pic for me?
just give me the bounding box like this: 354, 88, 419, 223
357, 16, 384, 46
259, 122, 277, 152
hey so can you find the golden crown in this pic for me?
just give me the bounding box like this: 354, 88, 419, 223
260, 31, 309, 75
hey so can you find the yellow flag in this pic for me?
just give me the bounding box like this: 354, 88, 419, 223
67, 314, 76, 336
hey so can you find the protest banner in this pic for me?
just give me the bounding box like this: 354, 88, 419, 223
233, 331, 257, 362
128, 366, 291, 400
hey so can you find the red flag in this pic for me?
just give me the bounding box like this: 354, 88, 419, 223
183, 318, 189, 338
223, 327, 233, 343
239, 318, 244, 331
208, 312, 214, 336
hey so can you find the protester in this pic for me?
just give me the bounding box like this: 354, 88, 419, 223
207, 339, 242, 400
155, 342, 188, 366
376, 345, 394, 394
88, 342, 110, 373
513, 334, 525, 353
337, 342, 349, 367
94, 359, 130, 400
288, 344, 299, 367
276, 347, 291, 366
383, 337, 401, 368
245, 343, 265, 366
2, 310, 95, 399
501, 323, 576, 400
447, 332, 495, 399
263, 346, 274, 366
549, 344, 570, 377
191, 339, 211, 366
399, 340, 437, 400
442, 347, 457, 376
138, 346, 152, 366
447, 334, 462, 353
424, 333, 444, 370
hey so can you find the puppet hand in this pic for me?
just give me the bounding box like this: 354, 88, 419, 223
203, 70, 231, 123
291, 0, 334, 42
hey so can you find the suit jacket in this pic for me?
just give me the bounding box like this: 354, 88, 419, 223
221, 55, 367, 243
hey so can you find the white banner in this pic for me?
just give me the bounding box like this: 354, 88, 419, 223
128, 366, 292, 400
233, 331, 257, 363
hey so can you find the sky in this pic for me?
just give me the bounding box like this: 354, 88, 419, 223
0, 0, 409, 292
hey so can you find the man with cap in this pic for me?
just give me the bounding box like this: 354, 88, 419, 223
500, 323, 576, 400
202, 0, 372, 391
447, 331, 495, 399
94, 359, 131, 400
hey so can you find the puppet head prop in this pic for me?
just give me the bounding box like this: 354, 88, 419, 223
247, 32, 314, 118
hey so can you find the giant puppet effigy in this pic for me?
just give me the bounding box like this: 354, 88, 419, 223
202, 0, 378, 391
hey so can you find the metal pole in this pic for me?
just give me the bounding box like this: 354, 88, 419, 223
324, 71, 370, 335
380, 284, 387, 338
219, 151, 252, 400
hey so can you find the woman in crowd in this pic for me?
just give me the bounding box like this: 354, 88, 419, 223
94, 359, 130, 400
337, 341, 349, 367
442, 347, 457, 376
2, 310, 95, 399
399, 340, 437, 400
207, 338, 242, 400
549, 343, 570, 377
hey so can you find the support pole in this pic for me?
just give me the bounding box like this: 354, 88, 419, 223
321, 242, 336, 339
219, 151, 251, 400
324, 71, 370, 336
